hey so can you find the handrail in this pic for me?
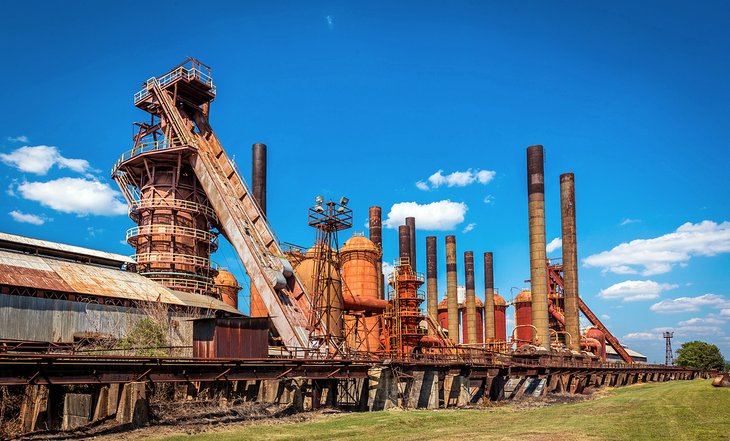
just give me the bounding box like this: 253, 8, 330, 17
126, 224, 218, 245
132, 252, 212, 268
133, 65, 216, 104
129, 198, 218, 221
111, 137, 188, 174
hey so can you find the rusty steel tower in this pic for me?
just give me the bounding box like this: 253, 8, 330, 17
112, 59, 219, 297
664, 331, 674, 366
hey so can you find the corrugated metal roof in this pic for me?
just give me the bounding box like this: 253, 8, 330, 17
0, 249, 240, 315
606, 345, 647, 359
0, 232, 134, 267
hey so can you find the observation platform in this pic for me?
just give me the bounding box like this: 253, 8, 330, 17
134, 58, 216, 114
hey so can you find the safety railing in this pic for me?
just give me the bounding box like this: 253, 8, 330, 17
144, 276, 215, 294
133, 66, 216, 104
126, 225, 218, 249
111, 137, 189, 174
132, 252, 212, 268
129, 198, 218, 222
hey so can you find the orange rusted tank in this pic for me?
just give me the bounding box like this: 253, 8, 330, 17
437, 297, 449, 335
340, 235, 382, 352
514, 289, 533, 346
585, 327, 607, 359
214, 269, 241, 309
494, 293, 508, 342
293, 245, 343, 339
461, 298, 484, 344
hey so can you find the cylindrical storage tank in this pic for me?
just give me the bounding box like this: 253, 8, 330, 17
214, 269, 241, 309
437, 298, 449, 334
341, 235, 381, 352
585, 327, 607, 360
494, 293, 508, 342
461, 297, 484, 344
294, 245, 344, 340
514, 289, 533, 346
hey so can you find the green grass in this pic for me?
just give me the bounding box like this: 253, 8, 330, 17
152, 380, 730, 441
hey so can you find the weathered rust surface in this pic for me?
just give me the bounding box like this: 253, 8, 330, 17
527, 145, 549, 349
368, 206, 384, 300
405, 217, 416, 272
464, 251, 476, 344
445, 235, 459, 343
426, 236, 438, 326
0, 232, 133, 267
252, 143, 267, 215
483, 252, 495, 341
398, 225, 411, 263
560, 173, 580, 351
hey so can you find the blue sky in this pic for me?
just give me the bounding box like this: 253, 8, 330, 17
1, 1, 729, 363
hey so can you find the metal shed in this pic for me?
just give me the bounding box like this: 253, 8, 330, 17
192, 317, 269, 359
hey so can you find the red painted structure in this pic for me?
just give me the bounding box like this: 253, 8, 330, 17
514, 289, 533, 346
494, 293, 507, 342
193, 317, 269, 358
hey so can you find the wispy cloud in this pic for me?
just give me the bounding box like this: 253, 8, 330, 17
623, 332, 662, 341
17, 177, 127, 216
620, 218, 641, 226
649, 293, 730, 313
483, 195, 494, 204
7, 135, 29, 143
598, 280, 678, 302
383, 200, 467, 231
0, 145, 90, 175
546, 237, 562, 253
416, 169, 495, 191
462, 223, 476, 234
8, 210, 48, 225
584, 220, 730, 276
325, 15, 334, 30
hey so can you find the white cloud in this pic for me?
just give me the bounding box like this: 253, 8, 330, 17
598, 280, 678, 302
678, 317, 726, 326
17, 177, 127, 216
546, 237, 562, 253
623, 332, 662, 341
417, 169, 496, 190
7, 135, 29, 143
415, 181, 429, 191
721, 309, 730, 317
8, 210, 47, 225
620, 218, 641, 226
383, 200, 467, 231
583, 221, 730, 276
382, 261, 395, 281
462, 223, 476, 234
649, 293, 730, 314
601, 314, 611, 320
0, 145, 90, 175
483, 195, 494, 204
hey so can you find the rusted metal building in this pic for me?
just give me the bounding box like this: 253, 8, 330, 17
192, 317, 269, 358
0, 232, 240, 353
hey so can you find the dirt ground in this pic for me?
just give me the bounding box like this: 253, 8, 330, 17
13, 392, 598, 441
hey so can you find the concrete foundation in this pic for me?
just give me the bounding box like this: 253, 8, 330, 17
62, 393, 92, 430
116, 382, 149, 426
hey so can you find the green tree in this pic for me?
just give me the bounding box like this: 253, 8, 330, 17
675, 340, 725, 370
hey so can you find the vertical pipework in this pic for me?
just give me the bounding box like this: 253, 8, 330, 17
483, 252, 496, 342
445, 235, 459, 343
464, 251, 477, 344
252, 143, 267, 215
406, 217, 417, 272
369, 206, 384, 300
398, 225, 411, 263
561, 173, 581, 351
527, 144, 550, 349
426, 236, 438, 326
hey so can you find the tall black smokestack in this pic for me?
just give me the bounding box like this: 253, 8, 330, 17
406, 217, 416, 272
398, 225, 411, 263
252, 143, 267, 215
369, 206, 384, 299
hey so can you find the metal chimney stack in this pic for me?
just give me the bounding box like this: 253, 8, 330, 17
369, 206, 384, 299
251, 143, 267, 214
483, 251, 495, 342
426, 236, 438, 325
445, 235, 459, 343
464, 251, 477, 344
398, 225, 411, 264
560, 173, 581, 351
527, 145, 550, 349
406, 217, 417, 272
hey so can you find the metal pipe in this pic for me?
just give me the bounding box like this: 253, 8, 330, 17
483, 251, 495, 342
398, 225, 411, 264
445, 235, 459, 343
251, 143, 267, 215
464, 251, 477, 344
369, 206, 384, 300
426, 236, 438, 327
527, 144, 550, 349
561, 172, 581, 351
406, 217, 416, 272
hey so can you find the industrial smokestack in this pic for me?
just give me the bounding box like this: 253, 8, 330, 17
398, 225, 411, 263
464, 251, 477, 344
426, 236, 438, 325
483, 252, 495, 342
561, 173, 581, 351
445, 235, 459, 343
252, 143, 267, 215
527, 144, 550, 349
406, 217, 416, 272
369, 206, 384, 300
